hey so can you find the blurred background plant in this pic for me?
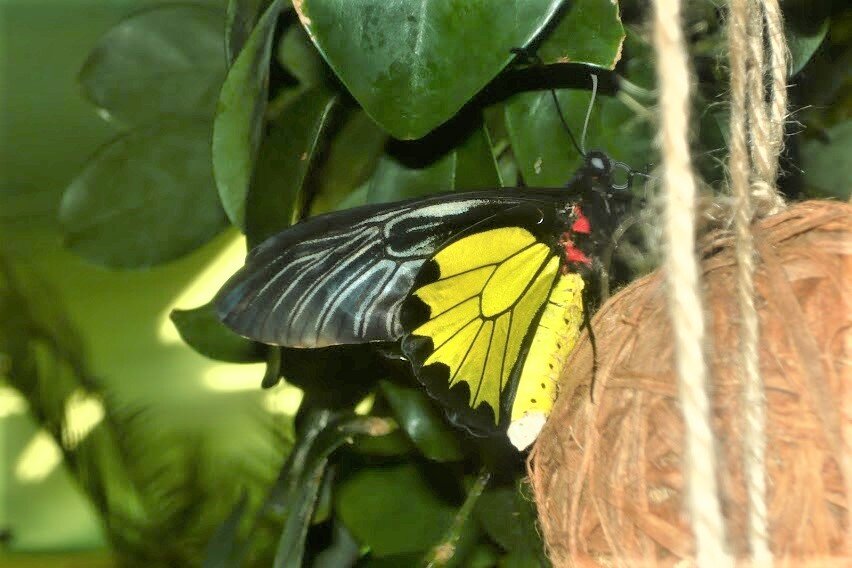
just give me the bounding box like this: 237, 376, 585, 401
0, 0, 847, 565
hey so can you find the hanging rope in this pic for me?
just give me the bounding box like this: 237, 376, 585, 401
730, 0, 789, 561
651, 0, 732, 563
729, 0, 770, 562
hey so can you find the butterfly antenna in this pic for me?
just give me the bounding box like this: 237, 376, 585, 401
547, 88, 585, 158
580, 74, 598, 156
510, 47, 585, 158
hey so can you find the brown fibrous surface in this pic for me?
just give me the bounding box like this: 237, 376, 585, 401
528, 200, 850, 566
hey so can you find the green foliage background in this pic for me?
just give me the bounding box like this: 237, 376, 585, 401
1, 0, 848, 565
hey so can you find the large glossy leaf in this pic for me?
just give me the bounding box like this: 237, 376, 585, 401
294, 0, 566, 139
59, 118, 227, 268
79, 5, 226, 126
213, 0, 286, 228
539, 0, 626, 69
505, 89, 654, 186
245, 88, 340, 247
379, 380, 464, 462
336, 464, 456, 557
801, 120, 852, 200
170, 301, 265, 363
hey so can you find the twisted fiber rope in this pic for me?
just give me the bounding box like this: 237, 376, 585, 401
729, 0, 772, 563
763, 0, 790, 192
746, 0, 788, 216
731, 0, 790, 561
652, 0, 732, 563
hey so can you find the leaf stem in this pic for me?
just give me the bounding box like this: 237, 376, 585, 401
422, 467, 491, 568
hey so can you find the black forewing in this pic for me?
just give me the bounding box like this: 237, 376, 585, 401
215, 189, 571, 348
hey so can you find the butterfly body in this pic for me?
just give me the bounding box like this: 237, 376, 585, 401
215, 151, 630, 447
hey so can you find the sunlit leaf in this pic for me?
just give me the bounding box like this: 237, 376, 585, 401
244, 88, 340, 247
294, 0, 566, 139
170, 302, 265, 363
79, 4, 227, 125
213, 0, 286, 228
59, 117, 226, 268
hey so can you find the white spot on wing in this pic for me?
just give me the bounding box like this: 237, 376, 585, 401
507, 412, 547, 451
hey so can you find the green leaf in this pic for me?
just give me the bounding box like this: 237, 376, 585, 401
336, 464, 456, 557
203, 491, 249, 568
475, 482, 547, 563
294, 0, 566, 139
366, 147, 455, 203
170, 302, 265, 363
421, 470, 490, 567
366, 121, 500, 203
265, 411, 393, 567
801, 120, 852, 200
213, 0, 286, 228
226, 0, 275, 62
505, 89, 654, 186
277, 21, 330, 87
308, 109, 388, 215
281, 346, 384, 409
787, 17, 830, 76
313, 520, 361, 568
350, 426, 413, 456
379, 381, 464, 462
79, 4, 227, 126
244, 87, 340, 248
454, 121, 502, 190
538, 0, 626, 69
59, 117, 227, 268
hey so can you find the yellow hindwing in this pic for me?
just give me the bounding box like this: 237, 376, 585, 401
409, 226, 560, 426
507, 272, 585, 450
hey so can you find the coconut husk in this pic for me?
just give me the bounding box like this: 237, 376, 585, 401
528, 200, 850, 566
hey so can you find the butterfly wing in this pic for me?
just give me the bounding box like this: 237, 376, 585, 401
505, 271, 585, 450
215, 191, 566, 347
400, 205, 568, 435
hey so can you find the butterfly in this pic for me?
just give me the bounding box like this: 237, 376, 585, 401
214, 142, 637, 450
